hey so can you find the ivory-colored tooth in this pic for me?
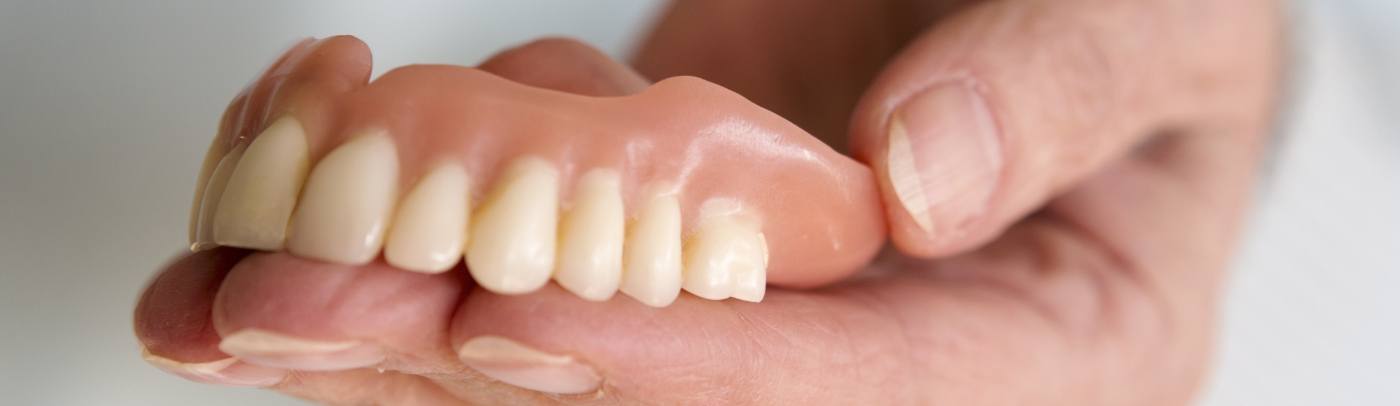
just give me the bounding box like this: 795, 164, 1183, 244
620, 190, 683, 307
189, 137, 232, 246
286, 132, 399, 265
730, 233, 768, 303
554, 169, 625, 301
681, 214, 767, 301
384, 164, 470, 273
212, 117, 310, 250
190, 143, 247, 251
466, 157, 559, 294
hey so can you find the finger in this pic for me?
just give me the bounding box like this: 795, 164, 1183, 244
847, 0, 1277, 257
133, 248, 288, 387
277, 369, 466, 405
210, 253, 465, 373
446, 263, 1145, 404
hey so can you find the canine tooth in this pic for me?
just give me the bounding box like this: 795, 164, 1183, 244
554, 169, 625, 301
190, 143, 246, 251
286, 132, 399, 265
620, 190, 683, 307
212, 117, 310, 250
682, 210, 768, 301
466, 157, 559, 294
384, 164, 469, 273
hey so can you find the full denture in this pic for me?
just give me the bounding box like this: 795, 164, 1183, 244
187, 36, 885, 307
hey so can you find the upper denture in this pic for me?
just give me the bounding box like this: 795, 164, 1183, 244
192, 36, 886, 306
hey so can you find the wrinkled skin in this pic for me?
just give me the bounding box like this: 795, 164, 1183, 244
135, 0, 1282, 404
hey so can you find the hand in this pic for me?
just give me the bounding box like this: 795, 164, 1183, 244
135, 0, 1282, 403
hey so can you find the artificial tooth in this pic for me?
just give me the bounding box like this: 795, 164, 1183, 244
466, 157, 559, 294
554, 169, 625, 301
681, 213, 767, 301
384, 163, 470, 273
730, 232, 768, 302
211, 117, 310, 250
286, 132, 399, 265
189, 137, 233, 245
620, 189, 683, 307
190, 143, 246, 251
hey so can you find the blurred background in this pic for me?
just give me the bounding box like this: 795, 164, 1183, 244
0, 1, 1395, 404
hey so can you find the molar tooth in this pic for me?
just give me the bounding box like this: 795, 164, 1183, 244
620, 189, 683, 307
384, 164, 469, 273
286, 132, 399, 265
466, 157, 559, 294
212, 117, 310, 250
682, 210, 768, 301
554, 169, 624, 301
730, 232, 768, 303
190, 143, 247, 251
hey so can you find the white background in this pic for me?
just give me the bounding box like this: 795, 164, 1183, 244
0, 1, 1394, 405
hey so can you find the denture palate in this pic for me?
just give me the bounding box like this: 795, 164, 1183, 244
188, 41, 885, 307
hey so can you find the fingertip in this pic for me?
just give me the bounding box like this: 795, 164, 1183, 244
135, 249, 288, 387
862, 82, 1007, 259
210, 253, 464, 372
134, 249, 245, 359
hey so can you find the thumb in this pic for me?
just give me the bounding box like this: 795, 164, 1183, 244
849, 0, 1233, 257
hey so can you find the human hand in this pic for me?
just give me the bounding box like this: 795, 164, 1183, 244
135, 0, 1282, 403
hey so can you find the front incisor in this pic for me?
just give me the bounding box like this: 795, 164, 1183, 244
286, 132, 400, 265
191, 143, 247, 251
554, 169, 625, 301
212, 117, 310, 250
384, 163, 470, 273
466, 157, 560, 294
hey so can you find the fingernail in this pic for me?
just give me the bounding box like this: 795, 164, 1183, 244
886, 82, 1003, 236
140, 346, 287, 387
217, 329, 384, 371
457, 335, 601, 395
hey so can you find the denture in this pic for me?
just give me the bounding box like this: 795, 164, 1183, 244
187, 36, 886, 307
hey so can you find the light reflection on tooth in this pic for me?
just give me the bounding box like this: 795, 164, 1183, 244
190, 143, 247, 251
682, 203, 768, 302
554, 169, 624, 301
286, 132, 399, 265
466, 157, 559, 294
384, 163, 469, 273
212, 117, 310, 250
730, 232, 768, 303
620, 188, 683, 307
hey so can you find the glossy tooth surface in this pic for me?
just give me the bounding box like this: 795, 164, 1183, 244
682, 213, 768, 301
730, 232, 768, 302
212, 117, 310, 250
554, 169, 625, 301
384, 164, 470, 273
190, 143, 246, 251
286, 132, 399, 265
620, 190, 683, 307
466, 157, 559, 294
